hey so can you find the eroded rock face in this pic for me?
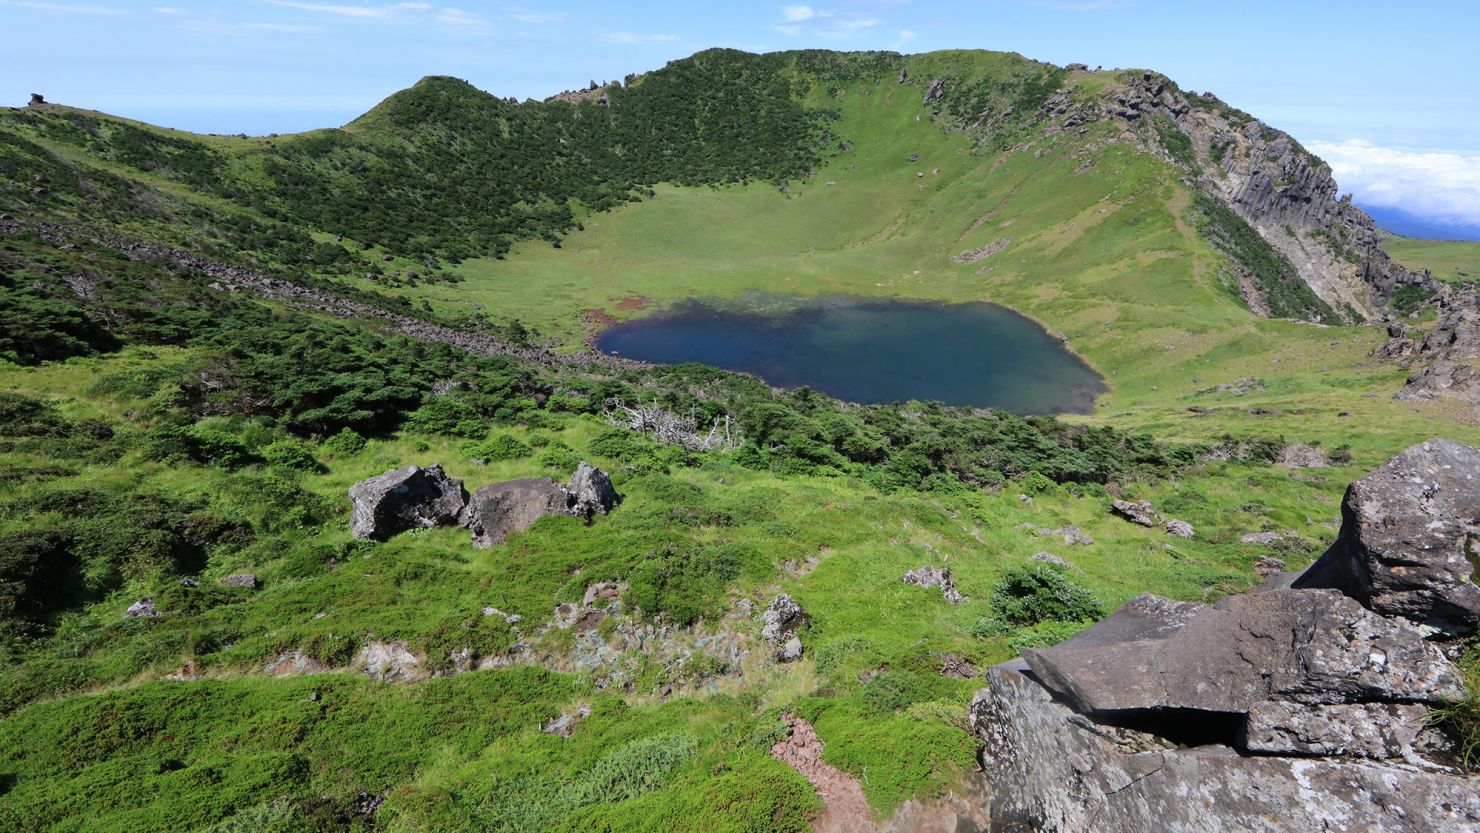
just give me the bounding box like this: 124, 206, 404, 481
1021, 590, 1463, 715
1294, 438, 1480, 635
564, 462, 619, 519
971, 661, 1480, 833
349, 464, 468, 540
355, 640, 425, 683
459, 478, 568, 548
1241, 701, 1426, 759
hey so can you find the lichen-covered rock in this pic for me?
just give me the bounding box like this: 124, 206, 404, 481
355, 639, 424, 683
971, 661, 1480, 833
219, 573, 259, 590
124, 598, 158, 618
349, 464, 468, 540
459, 478, 568, 548
1164, 518, 1195, 539
762, 594, 810, 645
1295, 438, 1480, 635
1021, 590, 1463, 715
1110, 499, 1160, 527
901, 565, 965, 604
777, 636, 804, 663
563, 462, 619, 519
1241, 701, 1426, 759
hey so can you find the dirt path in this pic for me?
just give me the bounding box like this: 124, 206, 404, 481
771, 716, 877, 833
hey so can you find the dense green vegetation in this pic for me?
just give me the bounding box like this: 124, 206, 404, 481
2, 45, 1478, 832
1189, 193, 1341, 323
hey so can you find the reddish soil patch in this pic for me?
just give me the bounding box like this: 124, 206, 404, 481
771, 716, 876, 833
615, 295, 650, 312
581, 308, 618, 327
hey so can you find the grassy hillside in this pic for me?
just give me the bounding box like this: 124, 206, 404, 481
1, 48, 1477, 832
1386, 235, 1480, 284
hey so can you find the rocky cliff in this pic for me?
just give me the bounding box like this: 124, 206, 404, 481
1075, 71, 1433, 322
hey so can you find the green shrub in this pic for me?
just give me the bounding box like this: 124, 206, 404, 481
464, 432, 531, 462
260, 440, 319, 471
322, 427, 367, 455
990, 564, 1104, 626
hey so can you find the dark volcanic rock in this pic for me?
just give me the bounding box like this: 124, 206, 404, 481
971, 661, 1480, 833
1294, 438, 1480, 635
922, 78, 945, 105
28, 93, 44, 105
1021, 590, 1463, 715
761, 593, 810, 648
459, 478, 568, 548
349, 464, 468, 541
564, 462, 619, 519
124, 598, 158, 619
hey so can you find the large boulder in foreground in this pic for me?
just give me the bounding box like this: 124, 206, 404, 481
459, 478, 570, 548
1021, 589, 1463, 715
971, 661, 1480, 833
349, 464, 468, 540
1294, 439, 1480, 635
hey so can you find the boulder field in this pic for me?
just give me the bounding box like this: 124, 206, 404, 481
971, 439, 1480, 833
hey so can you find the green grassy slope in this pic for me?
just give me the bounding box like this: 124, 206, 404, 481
1, 48, 1477, 832
1386, 235, 1480, 284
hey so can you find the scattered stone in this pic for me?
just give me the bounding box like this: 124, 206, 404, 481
1275, 442, 1330, 468
352, 792, 385, 817
1030, 552, 1074, 570
219, 573, 259, 590
938, 653, 978, 678
124, 598, 158, 619
777, 635, 804, 663
1164, 519, 1195, 539
1110, 499, 1160, 527
178, 577, 198, 588
28, 93, 44, 105
1241, 531, 1284, 545
543, 705, 591, 736
1242, 701, 1426, 759
582, 581, 625, 608
762, 594, 810, 647
1065, 63, 1089, 72
348, 464, 468, 541
459, 478, 568, 548
902, 565, 965, 604
952, 237, 1011, 263
564, 462, 619, 519
907, 151, 920, 163
1294, 438, 1480, 635
1252, 555, 1286, 577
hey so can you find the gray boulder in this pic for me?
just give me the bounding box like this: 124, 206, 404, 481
219, 573, 259, 590
902, 565, 965, 604
349, 464, 468, 540
459, 478, 568, 548
28, 93, 44, 105
1164, 518, 1195, 539
564, 462, 618, 519
777, 636, 804, 663
1241, 701, 1427, 759
971, 661, 1480, 833
1294, 438, 1480, 635
1110, 499, 1160, 527
1021, 590, 1463, 715
922, 78, 945, 104
124, 598, 158, 619
761, 593, 810, 645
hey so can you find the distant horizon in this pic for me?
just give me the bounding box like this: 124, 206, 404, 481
4, 0, 1477, 231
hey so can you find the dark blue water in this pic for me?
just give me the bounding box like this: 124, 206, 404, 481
596, 297, 1105, 414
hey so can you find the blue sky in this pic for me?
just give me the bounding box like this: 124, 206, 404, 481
3, 0, 1478, 229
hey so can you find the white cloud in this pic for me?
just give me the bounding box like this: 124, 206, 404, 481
600, 31, 679, 44
782, 5, 823, 22
0, 0, 125, 14
266, 1, 395, 18
891, 28, 916, 50
436, 6, 482, 25
509, 7, 567, 23
152, 6, 184, 13
1308, 139, 1480, 228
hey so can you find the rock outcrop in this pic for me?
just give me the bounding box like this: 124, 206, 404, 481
1109, 499, 1159, 527
902, 565, 965, 604
564, 461, 619, 519
970, 441, 1480, 832
459, 477, 569, 548
762, 594, 810, 662
1295, 438, 1480, 635
1383, 289, 1480, 414
349, 464, 468, 540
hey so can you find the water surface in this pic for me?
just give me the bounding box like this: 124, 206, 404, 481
596, 297, 1105, 414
